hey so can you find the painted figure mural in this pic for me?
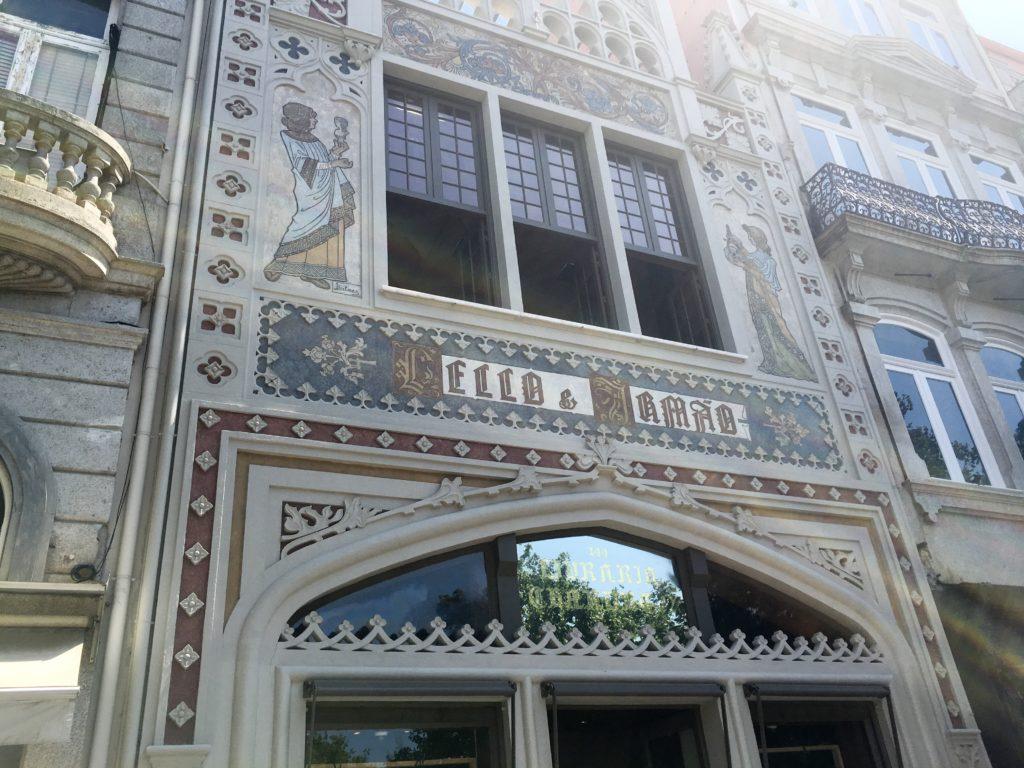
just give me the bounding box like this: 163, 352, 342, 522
725, 224, 817, 382
264, 103, 356, 289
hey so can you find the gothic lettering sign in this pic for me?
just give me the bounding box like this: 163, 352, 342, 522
256, 300, 840, 469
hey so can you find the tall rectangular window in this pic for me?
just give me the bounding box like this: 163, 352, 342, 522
386, 82, 497, 306
793, 95, 870, 175
502, 118, 612, 327
904, 2, 970, 74
607, 148, 718, 348
971, 155, 1024, 214
885, 127, 956, 197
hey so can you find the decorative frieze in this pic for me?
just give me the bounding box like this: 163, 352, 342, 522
256, 301, 840, 469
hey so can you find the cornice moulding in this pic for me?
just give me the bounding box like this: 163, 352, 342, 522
0, 308, 148, 350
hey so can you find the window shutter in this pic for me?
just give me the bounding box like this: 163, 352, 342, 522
28, 43, 97, 116
0, 31, 18, 88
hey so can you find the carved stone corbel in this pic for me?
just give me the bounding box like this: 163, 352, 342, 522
940, 274, 972, 328
835, 247, 868, 305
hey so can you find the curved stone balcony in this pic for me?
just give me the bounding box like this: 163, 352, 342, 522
803, 163, 1024, 309
0, 89, 162, 296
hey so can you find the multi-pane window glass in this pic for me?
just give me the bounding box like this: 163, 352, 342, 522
794, 95, 870, 174
982, 346, 1024, 461
971, 156, 1024, 213
606, 149, 718, 348
606, 151, 682, 259
503, 124, 544, 222
385, 82, 495, 305
905, 3, 968, 73
503, 119, 591, 234
876, 323, 998, 485
834, 0, 884, 35
886, 127, 956, 197
502, 117, 611, 327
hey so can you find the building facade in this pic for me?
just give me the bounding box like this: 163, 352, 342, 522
0, 0, 1021, 767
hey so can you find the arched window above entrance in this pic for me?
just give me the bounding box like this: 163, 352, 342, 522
287, 529, 856, 643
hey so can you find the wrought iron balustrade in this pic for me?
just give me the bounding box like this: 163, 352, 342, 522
803, 163, 1024, 251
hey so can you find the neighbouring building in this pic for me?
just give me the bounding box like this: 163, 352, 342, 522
0, 0, 1022, 767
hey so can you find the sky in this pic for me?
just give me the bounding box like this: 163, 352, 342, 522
960, 1, 1024, 51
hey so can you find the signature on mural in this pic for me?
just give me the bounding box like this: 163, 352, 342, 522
724, 225, 817, 382
264, 103, 356, 291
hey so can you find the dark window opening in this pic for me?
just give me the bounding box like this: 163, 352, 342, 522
514, 223, 611, 327
748, 699, 894, 768
387, 193, 493, 304
2, 0, 111, 38
607, 148, 719, 348
629, 256, 718, 347
306, 702, 503, 768
706, 560, 852, 641
386, 82, 497, 307
288, 549, 495, 639
503, 119, 614, 327
552, 706, 709, 768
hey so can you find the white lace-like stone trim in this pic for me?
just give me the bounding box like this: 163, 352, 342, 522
280, 614, 882, 663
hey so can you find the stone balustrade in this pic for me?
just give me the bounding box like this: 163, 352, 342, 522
0, 88, 160, 296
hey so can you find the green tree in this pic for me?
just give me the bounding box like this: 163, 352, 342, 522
388, 727, 479, 763
308, 732, 370, 768
517, 545, 688, 638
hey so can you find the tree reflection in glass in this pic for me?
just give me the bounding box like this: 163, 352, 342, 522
927, 379, 989, 485
888, 370, 949, 479
516, 536, 688, 638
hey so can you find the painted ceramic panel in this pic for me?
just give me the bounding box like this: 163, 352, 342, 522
255, 299, 841, 469
382, 2, 677, 137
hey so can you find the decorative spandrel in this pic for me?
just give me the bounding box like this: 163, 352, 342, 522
255, 301, 841, 469
804, 163, 1024, 250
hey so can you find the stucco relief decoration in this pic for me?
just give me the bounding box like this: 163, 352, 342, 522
382, 2, 676, 137
724, 224, 816, 382
272, 0, 347, 26
260, 23, 368, 297
255, 301, 841, 469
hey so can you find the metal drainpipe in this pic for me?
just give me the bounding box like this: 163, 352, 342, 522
86, 0, 211, 765
115, 0, 226, 758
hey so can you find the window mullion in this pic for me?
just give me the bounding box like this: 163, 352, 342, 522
534, 127, 556, 228
482, 91, 523, 311
583, 125, 638, 333
632, 156, 662, 257
915, 371, 965, 483
8, 29, 40, 94
425, 96, 442, 204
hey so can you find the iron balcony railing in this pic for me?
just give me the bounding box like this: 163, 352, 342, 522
802, 163, 1024, 251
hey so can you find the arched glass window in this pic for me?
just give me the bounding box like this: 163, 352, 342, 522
875, 322, 1000, 485
982, 345, 1024, 461
289, 549, 495, 638
288, 530, 855, 642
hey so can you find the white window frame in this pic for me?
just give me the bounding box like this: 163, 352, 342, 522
833, 0, 887, 36
902, 1, 971, 75
884, 123, 959, 197
791, 91, 876, 176
877, 318, 1003, 487
969, 151, 1024, 213
982, 343, 1024, 459
0, 460, 10, 571
0, 10, 113, 121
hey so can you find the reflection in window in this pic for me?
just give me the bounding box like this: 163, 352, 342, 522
982, 347, 1024, 383
553, 707, 707, 768
996, 392, 1024, 461
516, 535, 687, 638
794, 96, 870, 174
2, 0, 111, 38
289, 551, 493, 638
877, 323, 996, 485
874, 323, 943, 365
971, 156, 1024, 213
888, 370, 949, 480
983, 346, 1024, 461
927, 379, 989, 485
307, 704, 500, 768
